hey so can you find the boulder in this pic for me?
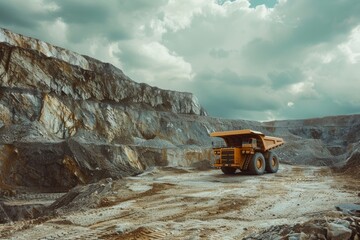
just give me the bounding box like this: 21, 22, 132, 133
327, 222, 352, 240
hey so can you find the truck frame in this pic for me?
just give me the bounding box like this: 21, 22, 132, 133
210, 129, 284, 175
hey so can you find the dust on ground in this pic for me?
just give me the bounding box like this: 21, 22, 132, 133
0, 164, 359, 239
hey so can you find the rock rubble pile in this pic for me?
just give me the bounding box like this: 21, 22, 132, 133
244, 212, 360, 240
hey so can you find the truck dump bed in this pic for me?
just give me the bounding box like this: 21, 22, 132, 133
210, 129, 284, 152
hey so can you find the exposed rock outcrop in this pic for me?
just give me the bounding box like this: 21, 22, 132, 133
0, 28, 213, 190
263, 115, 360, 166
1, 28, 359, 191
334, 142, 360, 179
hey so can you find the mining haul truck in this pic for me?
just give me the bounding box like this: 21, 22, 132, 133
211, 129, 284, 175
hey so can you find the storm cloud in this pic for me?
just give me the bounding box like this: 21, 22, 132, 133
0, 0, 359, 120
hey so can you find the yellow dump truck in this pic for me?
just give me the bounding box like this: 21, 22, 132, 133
210, 129, 284, 175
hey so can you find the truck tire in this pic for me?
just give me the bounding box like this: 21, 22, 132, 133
265, 151, 279, 173
221, 167, 236, 175
249, 152, 265, 175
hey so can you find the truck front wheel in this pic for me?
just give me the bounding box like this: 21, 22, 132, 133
249, 152, 265, 175
221, 167, 236, 175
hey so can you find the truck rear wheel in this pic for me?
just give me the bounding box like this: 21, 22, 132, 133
265, 152, 279, 173
249, 152, 265, 175
221, 167, 236, 175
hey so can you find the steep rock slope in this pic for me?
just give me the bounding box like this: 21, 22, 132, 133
0, 28, 209, 190
262, 115, 360, 166
0, 28, 359, 190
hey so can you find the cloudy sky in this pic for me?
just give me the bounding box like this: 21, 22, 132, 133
1, 0, 360, 121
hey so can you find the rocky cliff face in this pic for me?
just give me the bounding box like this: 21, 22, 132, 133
0, 28, 216, 191
0, 28, 359, 191
262, 115, 360, 167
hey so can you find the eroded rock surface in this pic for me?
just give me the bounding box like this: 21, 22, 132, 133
0, 28, 212, 190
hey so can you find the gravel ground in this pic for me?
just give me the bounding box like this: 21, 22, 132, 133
0, 164, 359, 239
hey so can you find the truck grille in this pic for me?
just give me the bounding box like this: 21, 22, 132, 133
221, 149, 234, 165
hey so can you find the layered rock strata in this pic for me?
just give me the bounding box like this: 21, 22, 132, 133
0, 28, 211, 190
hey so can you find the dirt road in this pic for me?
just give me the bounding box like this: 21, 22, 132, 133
1, 164, 359, 239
